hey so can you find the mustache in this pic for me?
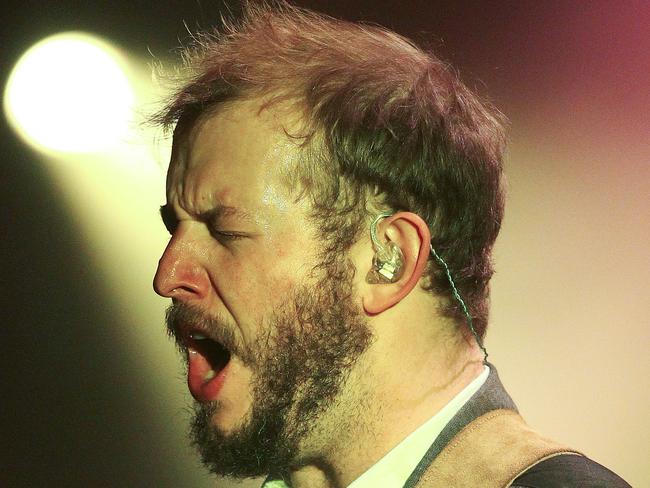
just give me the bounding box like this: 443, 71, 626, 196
165, 303, 246, 360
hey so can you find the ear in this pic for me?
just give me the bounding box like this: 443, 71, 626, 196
361, 212, 431, 314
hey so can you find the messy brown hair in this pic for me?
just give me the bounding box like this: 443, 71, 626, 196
153, 1, 506, 338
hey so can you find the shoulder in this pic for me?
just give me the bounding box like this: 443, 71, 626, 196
510, 454, 631, 488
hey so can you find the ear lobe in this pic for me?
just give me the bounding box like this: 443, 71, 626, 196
362, 212, 431, 315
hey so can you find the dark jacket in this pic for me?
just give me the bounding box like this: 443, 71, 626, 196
403, 364, 630, 488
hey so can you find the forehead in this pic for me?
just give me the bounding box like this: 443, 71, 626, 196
168, 99, 302, 213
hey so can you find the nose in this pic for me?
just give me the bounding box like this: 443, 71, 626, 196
153, 233, 210, 302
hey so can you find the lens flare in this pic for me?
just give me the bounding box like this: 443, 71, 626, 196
4, 32, 135, 154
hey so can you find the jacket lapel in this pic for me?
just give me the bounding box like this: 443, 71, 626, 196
403, 364, 517, 488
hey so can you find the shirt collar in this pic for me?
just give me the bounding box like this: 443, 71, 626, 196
347, 365, 489, 488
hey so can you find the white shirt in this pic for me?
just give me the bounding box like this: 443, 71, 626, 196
263, 365, 489, 488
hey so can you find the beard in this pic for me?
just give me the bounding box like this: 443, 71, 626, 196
166, 257, 373, 479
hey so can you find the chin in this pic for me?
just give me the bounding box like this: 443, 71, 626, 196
204, 399, 254, 437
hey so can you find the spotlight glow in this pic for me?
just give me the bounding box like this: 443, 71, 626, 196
4, 32, 135, 153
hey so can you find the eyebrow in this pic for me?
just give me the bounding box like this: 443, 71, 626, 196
197, 204, 255, 223
159, 203, 255, 228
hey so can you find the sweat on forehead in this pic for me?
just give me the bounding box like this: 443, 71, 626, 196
167, 99, 312, 199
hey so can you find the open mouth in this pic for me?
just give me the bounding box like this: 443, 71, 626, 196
190, 333, 232, 377
186, 331, 232, 401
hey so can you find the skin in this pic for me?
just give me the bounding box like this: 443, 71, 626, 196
154, 98, 484, 488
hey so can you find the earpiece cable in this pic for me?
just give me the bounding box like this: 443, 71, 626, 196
430, 244, 489, 364
370, 211, 393, 248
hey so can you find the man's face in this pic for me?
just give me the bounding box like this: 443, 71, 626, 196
154, 100, 372, 476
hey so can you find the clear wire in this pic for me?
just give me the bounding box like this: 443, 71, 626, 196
370, 211, 393, 249
430, 244, 489, 364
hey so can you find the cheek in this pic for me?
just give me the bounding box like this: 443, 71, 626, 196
213, 251, 300, 315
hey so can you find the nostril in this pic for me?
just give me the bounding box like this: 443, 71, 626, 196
170, 284, 202, 297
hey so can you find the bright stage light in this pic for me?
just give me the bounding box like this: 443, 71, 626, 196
4, 32, 135, 154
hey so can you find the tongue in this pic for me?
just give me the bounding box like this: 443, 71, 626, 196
187, 347, 229, 402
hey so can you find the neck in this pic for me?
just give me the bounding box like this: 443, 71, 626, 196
287, 304, 485, 488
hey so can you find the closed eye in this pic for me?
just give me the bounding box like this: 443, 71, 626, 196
208, 228, 247, 244
159, 203, 250, 244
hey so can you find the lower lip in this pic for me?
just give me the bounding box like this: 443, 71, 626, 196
187, 349, 229, 402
